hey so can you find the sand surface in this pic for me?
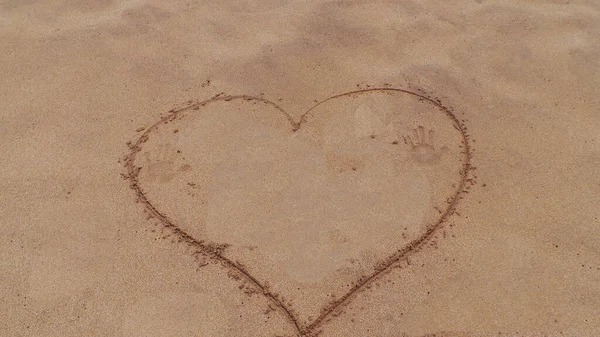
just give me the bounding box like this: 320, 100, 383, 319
1, 1, 600, 336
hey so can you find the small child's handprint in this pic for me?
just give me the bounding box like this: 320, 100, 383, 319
142, 143, 191, 183
403, 126, 448, 165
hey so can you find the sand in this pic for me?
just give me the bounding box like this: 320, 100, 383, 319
1, 1, 599, 336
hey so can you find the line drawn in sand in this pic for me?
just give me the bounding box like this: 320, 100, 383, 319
123, 87, 474, 337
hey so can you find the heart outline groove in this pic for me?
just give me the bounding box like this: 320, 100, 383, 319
123, 87, 473, 336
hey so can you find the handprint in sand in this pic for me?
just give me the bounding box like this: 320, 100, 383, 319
404, 126, 448, 165
142, 143, 191, 183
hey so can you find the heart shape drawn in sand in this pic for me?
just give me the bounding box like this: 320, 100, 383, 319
124, 87, 472, 336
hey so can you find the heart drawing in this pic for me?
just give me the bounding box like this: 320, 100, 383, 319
123, 87, 472, 336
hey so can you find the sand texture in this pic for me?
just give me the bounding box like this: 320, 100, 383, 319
1, 0, 599, 336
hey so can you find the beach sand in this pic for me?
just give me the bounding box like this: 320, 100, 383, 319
1, 0, 599, 336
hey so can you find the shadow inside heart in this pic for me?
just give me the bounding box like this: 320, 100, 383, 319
129, 89, 466, 330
